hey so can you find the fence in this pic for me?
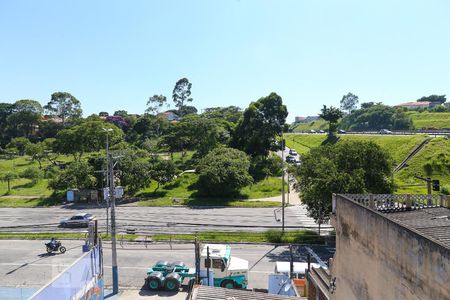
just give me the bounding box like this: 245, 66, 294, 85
29, 245, 103, 300
336, 194, 450, 213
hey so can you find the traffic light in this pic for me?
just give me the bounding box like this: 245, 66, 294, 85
432, 180, 440, 191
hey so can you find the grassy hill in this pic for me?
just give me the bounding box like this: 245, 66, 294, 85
395, 137, 450, 194
284, 133, 450, 194
284, 133, 428, 165
290, 119, 327, 131
406, 111, 450, 129
291, 111, 450, 131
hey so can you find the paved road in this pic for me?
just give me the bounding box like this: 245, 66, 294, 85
0, 205, 325, 234
0, 240, 335, 290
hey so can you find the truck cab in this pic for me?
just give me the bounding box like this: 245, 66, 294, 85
201, 244, 249, 289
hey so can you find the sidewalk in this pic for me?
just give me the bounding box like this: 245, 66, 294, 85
116, 289, 188, 300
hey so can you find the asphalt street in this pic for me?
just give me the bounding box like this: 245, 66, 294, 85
0, 205, 322, 234
0, 240, 335, 290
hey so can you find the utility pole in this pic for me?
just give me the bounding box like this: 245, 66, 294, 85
108, 153, 119, 294
281, 137, 285, 234
103, 128, 113, 235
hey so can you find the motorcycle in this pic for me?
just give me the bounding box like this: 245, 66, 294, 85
45, 240, 66, 254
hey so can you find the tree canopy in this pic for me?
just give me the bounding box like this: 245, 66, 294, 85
293, 140, 393, 222
196, 147, 253, 197
340, 92, 359, 113
172, 78, 193, 116
44, 92, 82, 123
417, 94, 446, 104
319, 105, 343, 134
340, 103, 413, 131
146, 94, 167, 115
232, 92, 287, 157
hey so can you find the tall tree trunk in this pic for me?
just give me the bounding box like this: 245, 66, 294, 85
7, 179, 10, 192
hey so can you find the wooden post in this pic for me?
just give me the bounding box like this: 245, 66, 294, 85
447, 195, 450, 209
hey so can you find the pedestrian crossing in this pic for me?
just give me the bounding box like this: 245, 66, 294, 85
285, 205, 333, 229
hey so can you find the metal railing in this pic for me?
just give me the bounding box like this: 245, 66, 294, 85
338, 194, 449, 212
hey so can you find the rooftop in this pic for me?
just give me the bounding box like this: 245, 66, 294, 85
338, 194, 450, 249
193, 286, 296, 300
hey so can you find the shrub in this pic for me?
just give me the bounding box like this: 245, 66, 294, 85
21, 166, 42, 185
196, 147, 253, 197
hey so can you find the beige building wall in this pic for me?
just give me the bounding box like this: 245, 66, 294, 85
331, 195, 450, 300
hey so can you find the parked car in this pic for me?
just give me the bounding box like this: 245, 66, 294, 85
308, 129, 316, 133
289, 149, 298, 156
294, 158, 301, 166
286, 155, 296, 163
318, 130, 325, 133
59, 213, 95, 228
379, 129, 393, 134
338, 129, 346, 134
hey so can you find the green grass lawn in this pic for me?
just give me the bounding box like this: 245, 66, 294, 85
284, 133, 428, 165
407, 111, 450, 129
0, 232, 138, 241
290, 119, 328, 132
152, 230, 321, 244
395, 137, 450, 194
137, 173, 287, 207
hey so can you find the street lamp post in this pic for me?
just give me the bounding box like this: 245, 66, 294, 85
281, 136, 285, 233
108, 153, 119, 294
102, 128, 118, 294
102, 128, 113, 235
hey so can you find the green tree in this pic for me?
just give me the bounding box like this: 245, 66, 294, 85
48, 161, 96, 191
340, 92, 359, 114
417, 94, 446, 104
21, 166, 42, 185
54, 121, 123, 161
293, 141, 393, 222
25, 142, 46, 168
116, 149, 152, 194
44, 92, 82, 124
172, 78, 193, 116
150, 159, 177, 191
127, 115, 170, 146
232, 92, 288, 157
319, 105, 343, 135
196, 147, 253, 197
7, 137, 31, 155
1, 171, 18, 193
99, 111, 109, 117
340, 104, 412, 131
146, 95, 167, 115
114, 110, 128, 117
6, 100, 43, 138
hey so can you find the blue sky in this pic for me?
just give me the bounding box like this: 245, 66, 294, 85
0, 0, 449, 122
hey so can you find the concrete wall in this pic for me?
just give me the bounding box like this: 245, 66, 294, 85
331, 195, 450, 300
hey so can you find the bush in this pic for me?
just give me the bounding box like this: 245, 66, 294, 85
441, 184, 450, 195
196, 147, 253, 197
21, 166, 42, 185
249, 155, 282, 180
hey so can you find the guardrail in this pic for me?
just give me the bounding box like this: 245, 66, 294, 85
291, 130, 450, 135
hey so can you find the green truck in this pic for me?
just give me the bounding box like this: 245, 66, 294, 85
145, 244, 249, 291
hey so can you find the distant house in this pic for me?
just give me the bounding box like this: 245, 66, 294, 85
41, 115, 64, 123
294, 116, 306, 123
394, 101, 441, 110
304, 116, 320, 122
157, 111, 180, 122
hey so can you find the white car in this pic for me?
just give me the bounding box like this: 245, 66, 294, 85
59, 213, 95, 228
289, 149, 298, 156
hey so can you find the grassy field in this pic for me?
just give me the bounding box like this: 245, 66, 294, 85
137, 173, 287, 207
407, 111, 450, 129
152, 230, 321, 244
291, 111, 450, 131
0, 232, 138, 241
284, 133, 450, 194
395, 137, 450, 194
284, 133, 428, 165
290, 119, 328, 131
